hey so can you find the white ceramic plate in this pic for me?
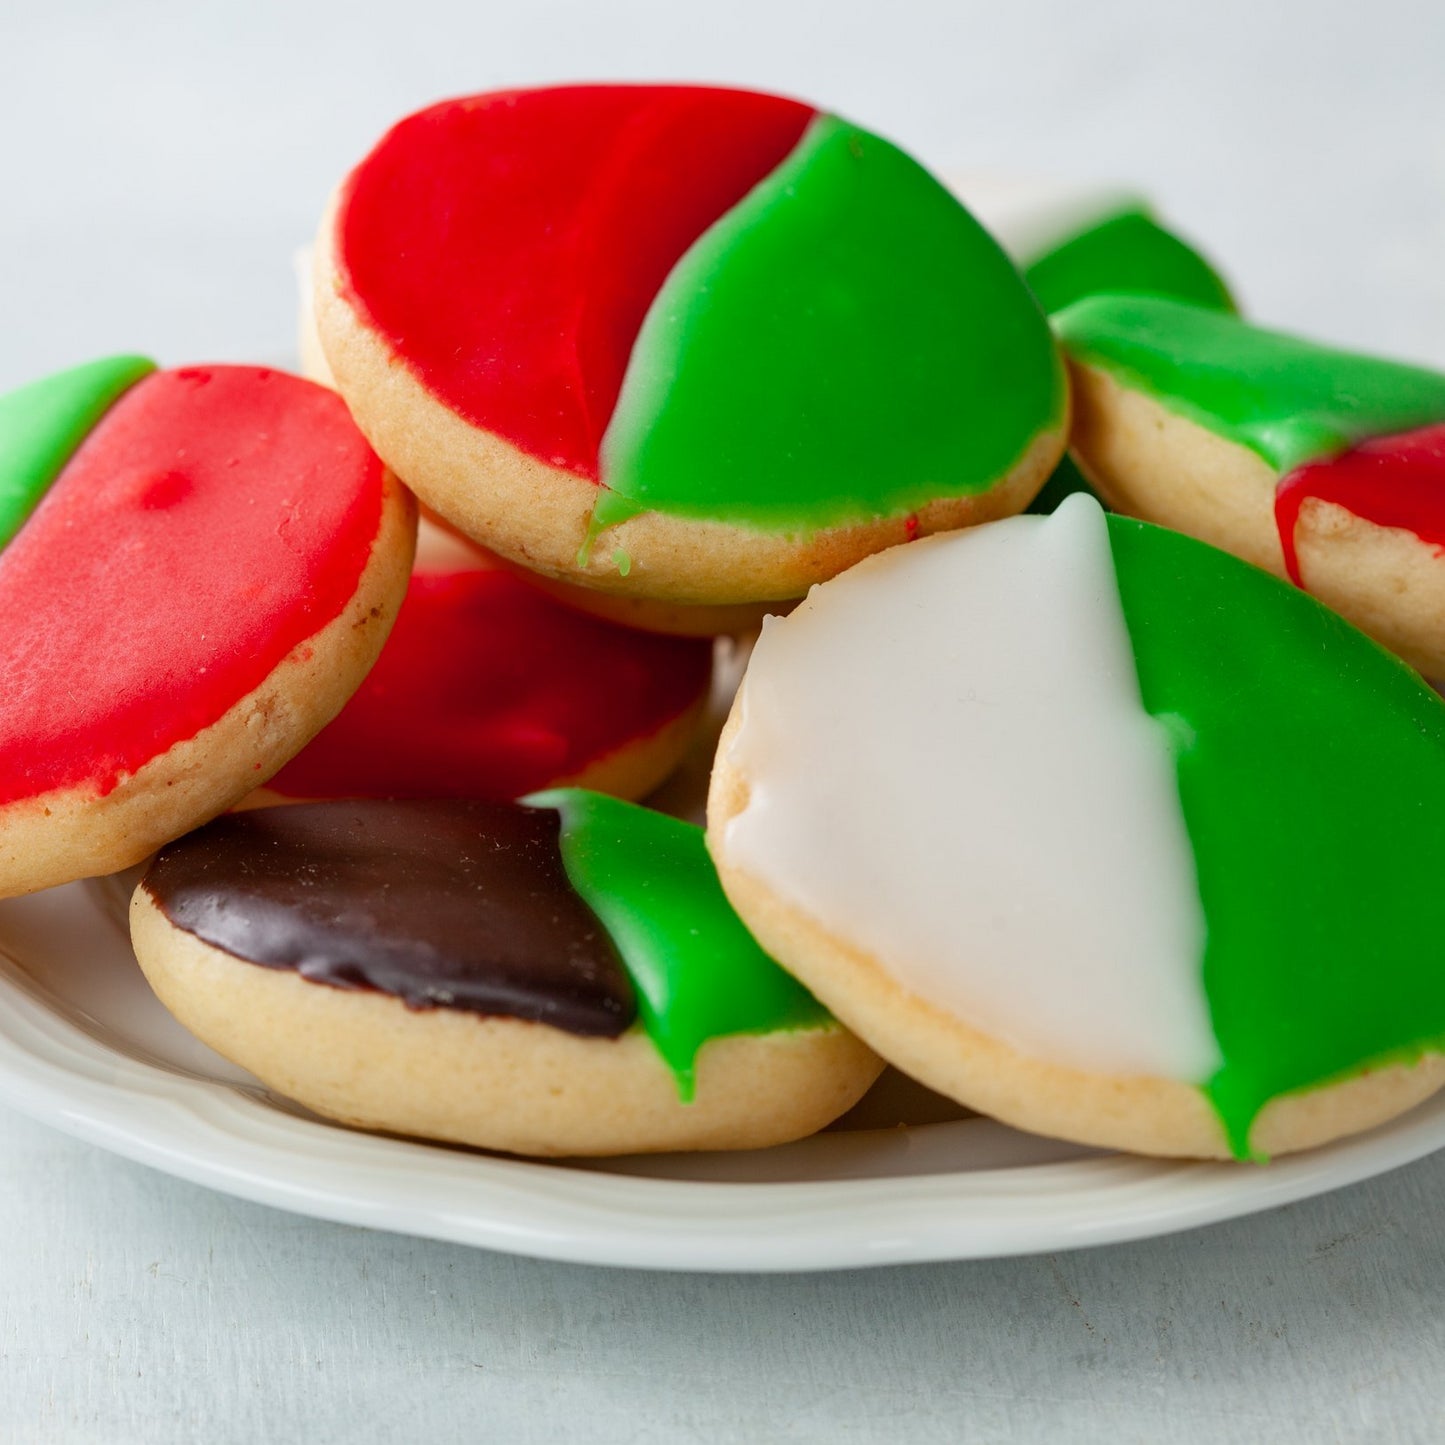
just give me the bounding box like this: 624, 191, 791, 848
3, 880, 1445, 1273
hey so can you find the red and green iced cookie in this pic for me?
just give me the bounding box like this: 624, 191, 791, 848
313, 84, 1066, 631
1056, 296, 1445, 676
0, 355, 415, 897
261, 526, 713, 805
708, 497, 1445, 1160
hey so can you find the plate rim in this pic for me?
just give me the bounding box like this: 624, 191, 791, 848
3, 906, 1444, 1272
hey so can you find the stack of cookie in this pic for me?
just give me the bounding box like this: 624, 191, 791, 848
7, 83, 1445, 1163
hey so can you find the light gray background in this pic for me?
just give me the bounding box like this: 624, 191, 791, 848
4, 1, 1445, 1440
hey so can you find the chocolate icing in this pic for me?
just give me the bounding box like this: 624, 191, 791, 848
141, 800, 637, 1036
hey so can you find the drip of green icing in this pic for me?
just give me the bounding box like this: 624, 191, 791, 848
526, 788, 831, 1100
574, 524, 598, 568
593, 115, 1064, 533
0, 355, 156, 549
1055, 295, 1445, 474
1106, 514, 1445, 1158
1023, 207, 1234, 316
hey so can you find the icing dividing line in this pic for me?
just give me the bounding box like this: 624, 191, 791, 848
593, 114, 1064, 533
722, 497, 1217, 1082
534, 789, 830, 1099
334, 86, 815, 480
150, 793, 829, 1101
1106, 511, 1445, 1156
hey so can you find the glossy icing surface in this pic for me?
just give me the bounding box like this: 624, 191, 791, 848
721, 497, 1217, 1080
336, 85, 812, 479
142, 801, 637, 1036
533, 788, 830, 1098
1108, 514, 1445, 1156
0, 366, 385, 804
0, 355, 155, 549
1274, 424, 1445, 586
594, 115, 1063, 531
722, 495, 1445, 1155
268, 559, 711, 801
1055, 295, 1445, 473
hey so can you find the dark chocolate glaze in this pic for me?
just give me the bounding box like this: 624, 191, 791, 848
141, 800, 637, 1036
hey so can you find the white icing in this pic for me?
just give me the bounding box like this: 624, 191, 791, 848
946, 170, 1142, 266
721, 496, 1221, 1081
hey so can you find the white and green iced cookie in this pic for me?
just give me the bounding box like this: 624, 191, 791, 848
709, 495, 1445, 1161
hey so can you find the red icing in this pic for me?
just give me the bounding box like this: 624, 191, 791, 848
268, 563, 712, 800
335, 85, 814, 478
1274, 424, 1445, 585
0, 367, 385, 805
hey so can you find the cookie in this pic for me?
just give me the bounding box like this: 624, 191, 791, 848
0, 356, 415, 897
130, 792, 882, 1156
952, 174, 1234, 315
313, 84, 1066, 627
1055, 294, 1445, 675
258, 523, 712, 804
708, 495, 1445, 1161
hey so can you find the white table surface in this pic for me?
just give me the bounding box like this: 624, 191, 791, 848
4, 0, 1445, 1439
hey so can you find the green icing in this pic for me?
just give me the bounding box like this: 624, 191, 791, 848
1026, 454, 1099, 515
1023, 207, 1234, 316
1106, 513, 1445, 1158
593, 114, 1065, 533
525, 788, 831, 1100
1055, 295, 1445, 474
0, 355, 156, 549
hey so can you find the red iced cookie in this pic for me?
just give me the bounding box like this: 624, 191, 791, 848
0, 356, 415, 896
264, 527, 712, 804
